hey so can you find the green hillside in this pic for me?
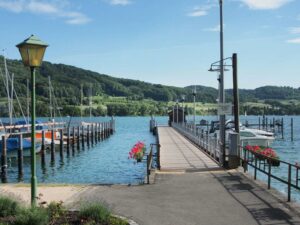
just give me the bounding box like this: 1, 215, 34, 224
0, 56, 300, 117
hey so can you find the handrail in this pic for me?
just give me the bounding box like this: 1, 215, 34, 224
146, 147, 153, 184
171, 122, 221, 164
241, 147, 300, 202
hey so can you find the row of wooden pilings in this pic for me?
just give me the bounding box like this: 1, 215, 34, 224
1, 119, 115, 182
246, 116, 295, 141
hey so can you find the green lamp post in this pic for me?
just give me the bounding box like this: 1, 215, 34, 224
16, 35, 48, 206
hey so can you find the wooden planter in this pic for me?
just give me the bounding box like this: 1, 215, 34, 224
267, 158, 280, 167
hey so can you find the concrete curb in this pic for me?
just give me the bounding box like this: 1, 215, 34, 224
114, 215, 140, 225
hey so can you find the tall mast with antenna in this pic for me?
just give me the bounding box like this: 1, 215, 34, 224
48, 76, 53, 120
89, 85, 92, 118
80, 84, 83, 119
27, 79, 30, 130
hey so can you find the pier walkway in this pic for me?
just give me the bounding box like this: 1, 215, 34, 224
157, 126, 220, 171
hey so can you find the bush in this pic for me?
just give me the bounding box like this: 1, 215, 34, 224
0, 197, 20, 217
13, 207, 48, 225
47, 201, 66, 220
79, 203, 111, 224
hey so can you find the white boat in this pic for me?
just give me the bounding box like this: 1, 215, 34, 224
236, 128, 274, 147
209, 120, 275, 147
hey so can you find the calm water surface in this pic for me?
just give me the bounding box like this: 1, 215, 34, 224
2, 115, 300, 201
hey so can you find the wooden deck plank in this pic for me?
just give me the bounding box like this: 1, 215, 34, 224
158, 126, 220, 171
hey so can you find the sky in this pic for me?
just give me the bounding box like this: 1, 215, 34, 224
0, 0, 299, 89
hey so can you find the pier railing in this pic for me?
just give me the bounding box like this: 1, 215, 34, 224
146, 143, 160, 184
241, 148, 300, 202
172, 122, 221, 163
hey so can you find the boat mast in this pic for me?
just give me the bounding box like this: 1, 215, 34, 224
10, 73, 14, 124
80, 84, 83, 119
3, 55, 12, 125
27, 79, 30, 129
48, 76, 53, 120
89, 85, 92, 119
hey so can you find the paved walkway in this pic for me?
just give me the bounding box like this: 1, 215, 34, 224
71, 171, 300, 225
2, 171, 300, 225
158, 126, 219, 171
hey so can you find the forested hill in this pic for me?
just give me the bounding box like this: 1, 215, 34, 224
0, 56, 299, 104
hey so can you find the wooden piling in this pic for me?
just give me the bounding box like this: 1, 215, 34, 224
91, 124, 94, 146
291, 118, 294, 142
101, 122, 104, 140
87, 125, 90, 147
281, 117, 284, 139
1, 136, 7, 182
95, 123, 98, 144
41, 130, 46, 165
18, 134, 24, 177
59, 129, 63, 159
98, 123, 101, 141
67, 127, 70, 155
72, 127, 75, 153
51, 129, 55, 162
81, 126, 85, 149
77, 126, 80, 150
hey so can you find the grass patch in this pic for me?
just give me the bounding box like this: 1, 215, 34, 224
79, 203, 111, 224
13, 207, 48, 225
0, 197, 20, 218
0, 199, 128, 225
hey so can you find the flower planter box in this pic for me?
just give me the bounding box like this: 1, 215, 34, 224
267, 158, 280, 167
253, 152, 266, 161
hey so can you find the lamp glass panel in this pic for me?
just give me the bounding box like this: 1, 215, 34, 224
18, 45, 46, 67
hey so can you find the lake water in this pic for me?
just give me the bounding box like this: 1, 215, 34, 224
2, 116, 300, 201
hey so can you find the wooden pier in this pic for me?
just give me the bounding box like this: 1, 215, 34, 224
157, 126, 220, 172
0, 119, 116, 182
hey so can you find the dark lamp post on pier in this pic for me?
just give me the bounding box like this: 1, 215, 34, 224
16, 35, 48, 206
208, 53, 239, 167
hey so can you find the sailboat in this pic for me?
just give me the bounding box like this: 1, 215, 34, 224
0, 55, 41, 155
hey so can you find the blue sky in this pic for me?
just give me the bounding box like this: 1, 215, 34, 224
0, 0, 299, 89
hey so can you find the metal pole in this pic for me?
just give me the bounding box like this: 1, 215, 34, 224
173, 106, 175, 124
232, 53, 239, 133
30, 66, 37, 206
193, 90, 196, 126
176, 102, 179, 123
219, 0, 226, 167
182, 101, 184, 123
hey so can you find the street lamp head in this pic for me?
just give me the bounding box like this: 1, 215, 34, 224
16, 35, 48, 67
208, 67, 215, 72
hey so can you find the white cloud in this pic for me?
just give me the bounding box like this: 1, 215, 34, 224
109, 0, 131, 6
203, 25, 221, 32
0, 0, 91, 25
187, 4, 216, 17
288, 27, 300, 34
188, 8, 207, 17
286, 38, 300, 43
241, 0, 292, 10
